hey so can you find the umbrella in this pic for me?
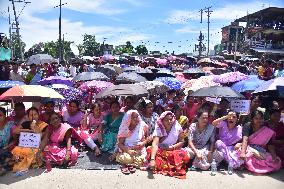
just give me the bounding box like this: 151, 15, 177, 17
183, 68, 205, 74
72, 72, 109, 82
27, 54, 56, 65
197, 58, 211, 64
123, 66, 152, 73
104, 64, 123, 74
47, 84, 83, 103
0, 80, 25, 88
253, 77, 284, 94
175, 72, 187, 83
95, 66, 117, 78
116, 72, 147, 83
213, 72, 248, 83
38, 76, 73, 86
0, 85, 64, 102
154, 77, 182, 90
102, 54, 114, 61
232, 75, 266, 92
96, 84, 149, 98
183, 76, 220, 92
135, 81, 170, 95
57, 71, 70, 77
190, 86, 244, 98
79, 80, 114, 93
156, 58, 168, 65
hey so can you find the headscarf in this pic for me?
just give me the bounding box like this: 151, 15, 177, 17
155, 111, 176, 137
117, 109, 146, 138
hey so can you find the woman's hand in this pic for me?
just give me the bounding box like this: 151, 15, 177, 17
127, 149, 137, 156
196, 151, 203, 160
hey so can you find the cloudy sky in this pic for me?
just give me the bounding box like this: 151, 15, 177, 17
0, 0, 283, 54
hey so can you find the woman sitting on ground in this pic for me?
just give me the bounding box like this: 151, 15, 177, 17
39, 112, 81, 171
62, 100, 84, 129
11, 107, 48, 172
116, 110, 150, 174
148, 111, 190, 179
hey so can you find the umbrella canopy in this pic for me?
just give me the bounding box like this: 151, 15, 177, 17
116, 72, 147, 83
57, 71, 70, 77
79, 80, 114, 93
104, 64, 123, 74
0, 85, 64, 102
213, 71, 248, 83
231, 75, 266, 92
95, 66, 117, 78
102, 54, 114, 61
72, 72, 109, 82
156, 58, 168, 65
47, 84, 82, 103
27, 54, 56, 65
0, 80, 25, 88
175, 72, 187, 83
135, 81, 170, 95
154, 77, 182, 90
183, 68, 205, 74
197, 58, 211, 64
190, 86, 244, 98
253, 77, 284, 94
38, 76, 73, 86
96, 84, 149, 98
183, 76, 220, 92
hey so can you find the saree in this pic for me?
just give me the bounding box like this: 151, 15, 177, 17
11, 121, 48, 172
44, 123, 81, 166
244, 126, 281, 173
101, 112, 124, 153
215, 121, 243, 168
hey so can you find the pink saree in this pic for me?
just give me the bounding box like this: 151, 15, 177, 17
244, 126, 281, 173
44, 123, 81, 166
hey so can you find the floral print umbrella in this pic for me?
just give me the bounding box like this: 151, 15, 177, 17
154, 77, 182, 90
213, 72, 248, 84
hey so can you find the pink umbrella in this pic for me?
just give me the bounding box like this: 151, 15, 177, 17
156, 58, 168, 65
102, 54, 114, 61
167, 56, 177, 61
213, 72, 248, 83
175, 72, 187, 83
79, 80, 114, 93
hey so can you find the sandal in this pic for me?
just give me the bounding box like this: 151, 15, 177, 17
128, 166, 136, 173
120, 166, 130, 175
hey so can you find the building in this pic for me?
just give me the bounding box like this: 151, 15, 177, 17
221, 22, 244, 54
234, 7, 284, 56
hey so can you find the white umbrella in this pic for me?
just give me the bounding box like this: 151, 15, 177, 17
27, 54, 56, 65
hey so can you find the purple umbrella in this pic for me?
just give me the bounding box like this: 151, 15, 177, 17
213, 72, 248, 84
38, 76, 73, 86
156, 58, 168, 65
79, 80, 114, 93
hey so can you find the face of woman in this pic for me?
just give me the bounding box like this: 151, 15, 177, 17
93, 106, 101, 116
130, 112, 139, 126
49, 114, 61, 128
174, 109, 182, 119
187, 97, 194, 104
271, 112, 281, 123
162, 114, 174, 128
45, 103, 55, 114
111, 103, 120, 114
198, 112, 209, 126
227, 112, 238, 126
253, 114, 264, 126
28, 110, 39, 122
0, 111, 6, 122
68, 102, 78, 115
145, 103, 153, 114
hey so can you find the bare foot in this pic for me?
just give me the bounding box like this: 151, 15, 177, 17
95, 147, 101, 156
108, 153, 116, 162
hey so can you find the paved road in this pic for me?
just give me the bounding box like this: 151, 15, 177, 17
0, 169, 283, 189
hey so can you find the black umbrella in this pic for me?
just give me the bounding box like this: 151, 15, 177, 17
95, 66, 117, 78
116, 72, 147, 83
190, 86, 244, 98
95, 84, 149, 98
72, 72, 109, 82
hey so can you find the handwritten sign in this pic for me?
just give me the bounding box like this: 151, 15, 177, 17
230, 100, 251, 114
19, 132, 41, 148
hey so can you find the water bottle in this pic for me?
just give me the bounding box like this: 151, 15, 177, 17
210, 159, 217, 176
228, 162, 233, 175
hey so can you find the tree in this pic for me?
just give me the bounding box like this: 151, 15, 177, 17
11, 33, 26, 60
42, 40, 75, 60
24, 42, 44, 58
80, 34, 101, 57
135, 45, 148, 55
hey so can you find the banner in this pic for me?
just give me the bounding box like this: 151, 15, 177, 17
0, 47, 11, 61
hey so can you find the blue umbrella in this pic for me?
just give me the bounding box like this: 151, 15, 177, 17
0, 80, 25, 88
154, 77, 182, 90
231, 75, 265, 92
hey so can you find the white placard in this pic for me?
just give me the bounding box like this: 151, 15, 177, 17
205, 97, 221, 104
18, 132, 41, 148
230, 100, 251, 114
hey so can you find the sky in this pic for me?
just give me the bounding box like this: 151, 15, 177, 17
0, 0, 283, 55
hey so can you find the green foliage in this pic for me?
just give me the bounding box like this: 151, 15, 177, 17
11, 33, 26, 59
135, 45, 148, 55
80, 34, 101, 56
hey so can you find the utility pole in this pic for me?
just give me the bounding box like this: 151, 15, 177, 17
10, 0, 30, 61
8, 6, 13, 59
195, 31, 205, 59
234, 28, 238, 61
204, 7, 213, 57
54, 0, 67, 63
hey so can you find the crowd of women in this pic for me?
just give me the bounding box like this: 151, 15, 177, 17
0, 89, 283, 179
